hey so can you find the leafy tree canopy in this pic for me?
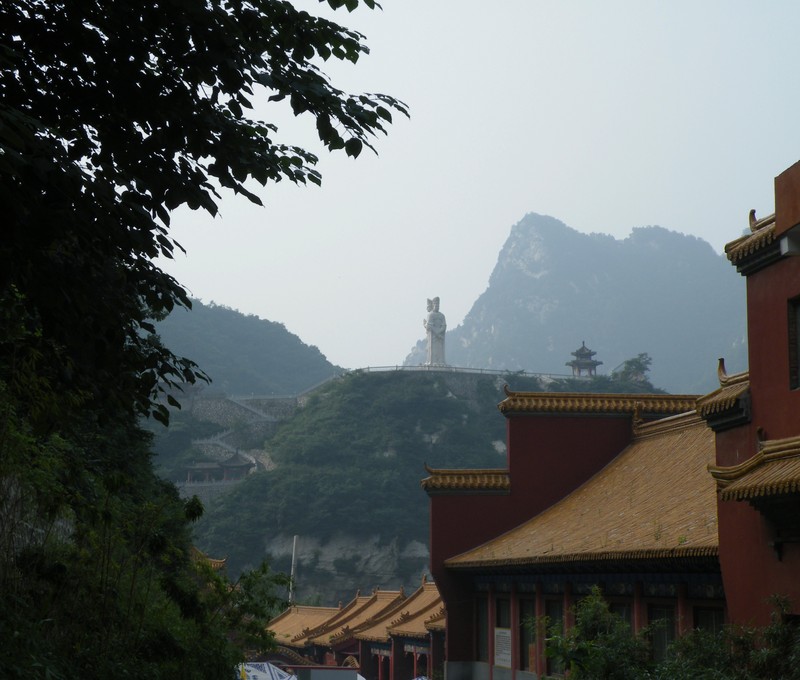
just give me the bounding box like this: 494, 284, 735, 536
0, 0, 404, 676
1, 0, 407, 423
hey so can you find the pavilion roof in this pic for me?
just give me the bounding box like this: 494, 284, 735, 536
445, 412, 717, 569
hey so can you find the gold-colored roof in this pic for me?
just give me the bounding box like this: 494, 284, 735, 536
421, 466, 510, 492
269, 605, 342, 648
498, 389, 697, 417
190, 546, 227, 571
389, 602, 445, 639
308, 589, 405, 646
425, 607, 446, 632
696, 360, 750, 419
445, 412, 718, 569
709, 435, 800, 501
352, 580, 442, 643
724, 211, 777, 265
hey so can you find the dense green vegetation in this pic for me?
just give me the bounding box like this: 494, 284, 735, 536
187, 361, 665, 596
193, 371, 509, 577
157, 300, 340, 396
1, 0, 404, 675
542, 588, 800, 679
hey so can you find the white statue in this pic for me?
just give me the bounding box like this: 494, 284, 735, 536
424, 297, 447, 365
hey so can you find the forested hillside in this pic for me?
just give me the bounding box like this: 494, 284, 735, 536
177, 366, 665, 603
157, 299, 340, 395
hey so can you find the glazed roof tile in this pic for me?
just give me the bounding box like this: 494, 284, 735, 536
421, 467, 510, 493
709, 435, 800, 500
269, 605, 342, 648
307, 589, 405, 646
696, 361, 750, 419
425, 608, 446, 632
725, 212, 777, 265
497, 389, 697, 417
445, 412, 717, 569
388, 599, 445, 639
352, 580, 442, 643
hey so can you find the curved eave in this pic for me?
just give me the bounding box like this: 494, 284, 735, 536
498, 390, 697, 417
446, 546, 719, 570
725, 214, 779, 274
710, 435, 800, 501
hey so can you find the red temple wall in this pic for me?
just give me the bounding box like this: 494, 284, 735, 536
429, 412, 635, 660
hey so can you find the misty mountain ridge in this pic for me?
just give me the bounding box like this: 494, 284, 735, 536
157, 299, 339, 396
406, 213, 747, 394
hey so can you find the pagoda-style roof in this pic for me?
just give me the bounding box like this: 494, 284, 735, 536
221, 451, 255, 468
420, 466, 510, 495
306, 589, 405, 646
269, 604, 343, 648
498, 388, 697, 418
444, 412, 717, 569
572, 341, 597, 359
424, 607, 446, 632
352, 578, 442, 644
709, 435, 800, 501
696, 359, 750, 432
190, 546, 227, 571
267, 583, 444, 651
724, 210, 779, 275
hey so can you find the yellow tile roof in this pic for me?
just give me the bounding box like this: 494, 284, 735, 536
425, 608, 446, 632
498, 390, 697, 417
388, 598, 445, 640
445, 412, 718, 569
269, 605, 342, 648
421, 466, 510, 493
724, 211, 777, 265
696, 359, 750, 419
709, 435, 800, 500
352, 580, 442, 643
308, 589, 405, 646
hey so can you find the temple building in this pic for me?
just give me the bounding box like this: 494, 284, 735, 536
267, 580, 445, 680
565, 341, 602, 377
421, 161, 800, 680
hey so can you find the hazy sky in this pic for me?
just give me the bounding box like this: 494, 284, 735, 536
160, 1, 800, 370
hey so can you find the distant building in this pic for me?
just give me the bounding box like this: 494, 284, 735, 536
565, 341, 602, 377
267, 579, 445, 680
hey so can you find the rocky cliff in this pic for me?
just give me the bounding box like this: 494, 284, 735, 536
406, 214, 747, 394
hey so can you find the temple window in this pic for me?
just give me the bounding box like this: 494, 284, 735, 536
694, 606, 725, 634
518, 598, 536, 671
545, 598, 564, 676
476, 597, 489, 662
495, 597, 511, 628
648, 604, 676, 662
608, 601, 633, 629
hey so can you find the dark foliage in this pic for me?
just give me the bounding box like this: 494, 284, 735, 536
156, 300, 339, 396
1, 0, 404, 676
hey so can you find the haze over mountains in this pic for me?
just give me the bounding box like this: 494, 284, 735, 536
406, 213, 747, 394
158, 212, 748, 397
155, 213, 751, 600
